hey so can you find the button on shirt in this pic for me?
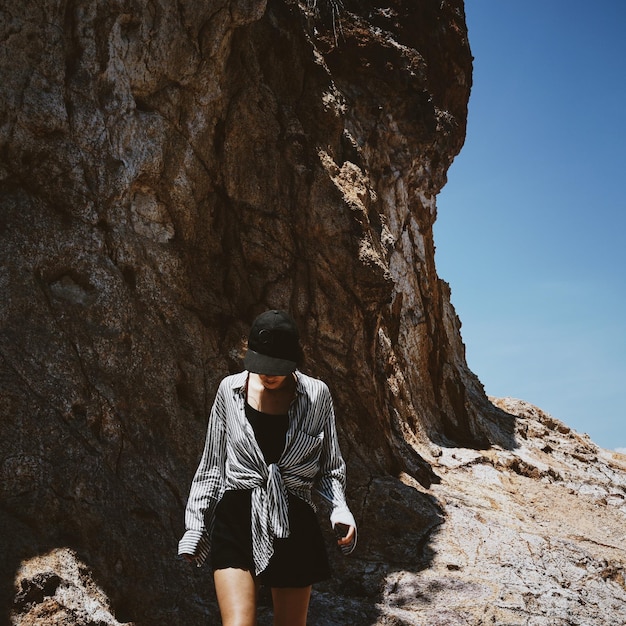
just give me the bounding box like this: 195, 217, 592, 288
178, 370, 357, 575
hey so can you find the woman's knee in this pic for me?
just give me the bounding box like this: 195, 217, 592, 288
271, 586, 311, 626
222, 618, 256, 626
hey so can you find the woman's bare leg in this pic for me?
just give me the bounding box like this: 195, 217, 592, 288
214, 568, 257, 626
271, 586, 312, 626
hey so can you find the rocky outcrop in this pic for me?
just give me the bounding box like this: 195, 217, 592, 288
3, 1, 624, 624
374, 399, 626, 626
13, 549, 126, 626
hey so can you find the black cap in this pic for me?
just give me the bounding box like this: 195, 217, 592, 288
244, 310, 301, 375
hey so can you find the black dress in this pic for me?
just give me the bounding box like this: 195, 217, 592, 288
210, 403, 331, 587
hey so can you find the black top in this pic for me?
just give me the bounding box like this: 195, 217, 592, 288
245, 403, 289, 465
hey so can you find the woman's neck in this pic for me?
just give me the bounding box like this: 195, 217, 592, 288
247, 373, 296, 415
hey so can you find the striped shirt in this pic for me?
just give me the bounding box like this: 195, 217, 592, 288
178, 370, 357, 575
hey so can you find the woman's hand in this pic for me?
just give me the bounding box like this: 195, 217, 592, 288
181, 553, 199, 564
334, 523, 355, 548
337, 525, 355, 547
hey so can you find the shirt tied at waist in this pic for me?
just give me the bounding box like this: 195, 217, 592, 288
250, 462, 290, 575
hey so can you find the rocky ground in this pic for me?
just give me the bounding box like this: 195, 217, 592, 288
373, 398, 626, 626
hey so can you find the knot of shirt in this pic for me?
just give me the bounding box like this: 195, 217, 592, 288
250, 462, 290, 574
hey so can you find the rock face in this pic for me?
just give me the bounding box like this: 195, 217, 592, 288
2, 1, 625, 625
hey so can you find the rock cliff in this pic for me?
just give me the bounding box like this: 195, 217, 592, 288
2, 1, 625, 624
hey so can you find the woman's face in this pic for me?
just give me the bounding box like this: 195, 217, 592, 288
258, 374, 289, 390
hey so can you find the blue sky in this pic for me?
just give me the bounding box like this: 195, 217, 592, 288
435, 1, 626, 450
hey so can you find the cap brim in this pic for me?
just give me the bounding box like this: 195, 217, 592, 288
244, 349, 296, 376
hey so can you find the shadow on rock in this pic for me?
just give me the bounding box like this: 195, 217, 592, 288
431, 398, 519, 453
301, 474, 444, 626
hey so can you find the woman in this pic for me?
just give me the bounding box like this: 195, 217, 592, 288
178, 310, 357, 626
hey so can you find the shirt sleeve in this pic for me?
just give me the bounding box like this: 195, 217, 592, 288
177, 380, 228, 564
314, 385, 358, 554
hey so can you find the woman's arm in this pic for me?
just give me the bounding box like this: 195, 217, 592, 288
314, 385, 357, 554
178, 380, 228, 565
